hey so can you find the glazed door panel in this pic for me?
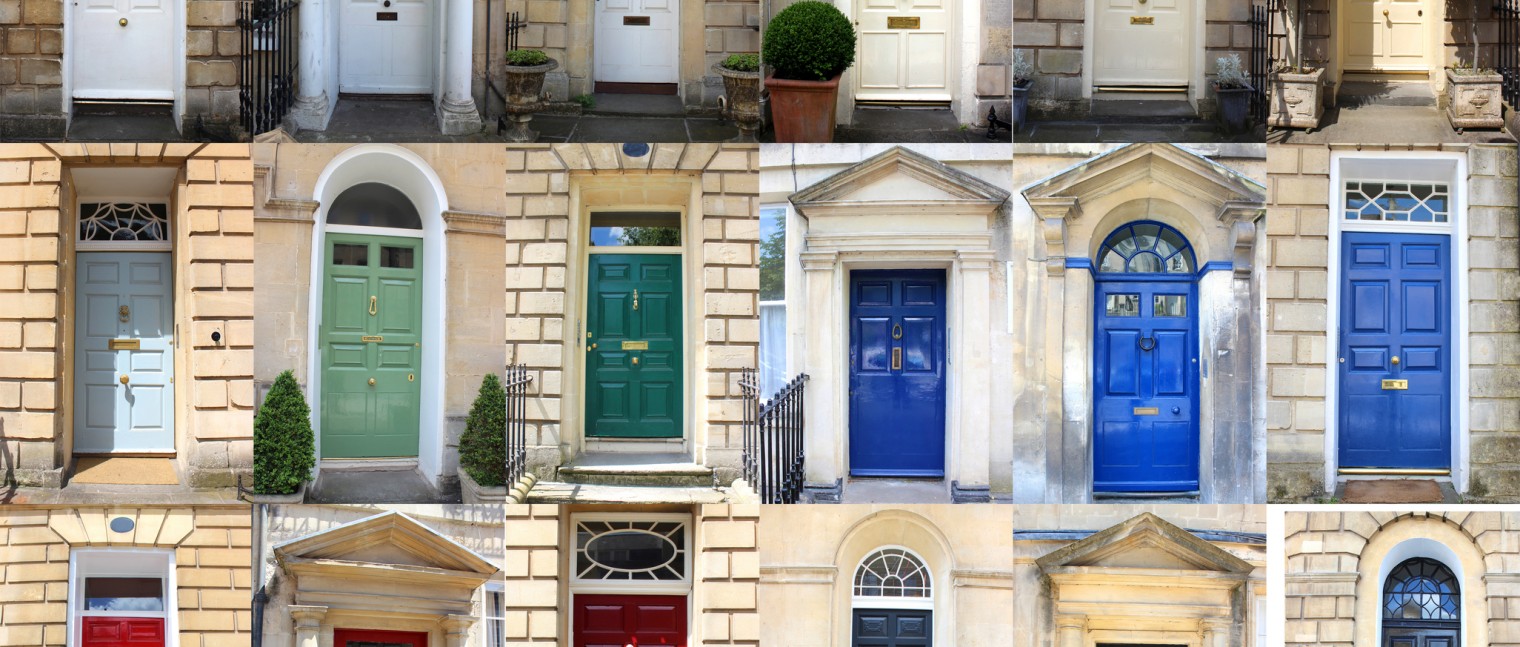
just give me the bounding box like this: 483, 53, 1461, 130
72, 0, 174, 99
852, 609, 931, 647
574, 594, 687, 647
1092, 0, 1189, 86
339, 0, 433, 92
1344, 0, 1428, 71
854, 0, 951, 101
1339, 232, 1450, 469
848, 270, 946, 477
74, 253, 175, 453
586, 254, 683, 438
594, 0, 679, 83
1093, 281, 1199, 492
320, 234, 423, 459
81, 618, 165, 647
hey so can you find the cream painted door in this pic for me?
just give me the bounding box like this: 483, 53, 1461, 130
340, 0, 433, 93
1092, 0, 1189, 87
72, 0, 174, 100
855, 0, 951, 101
594, 0, 679, 83
1344, 0, 1427, 72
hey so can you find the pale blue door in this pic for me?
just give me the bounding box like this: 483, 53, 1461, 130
73, 253, 175, 452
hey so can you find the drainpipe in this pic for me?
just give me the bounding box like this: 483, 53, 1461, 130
252, 504, 268, 647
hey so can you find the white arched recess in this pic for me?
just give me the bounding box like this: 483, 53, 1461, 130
833, 510, 956, 647
307, 144, 450, 484
1356, 517, 1488, 647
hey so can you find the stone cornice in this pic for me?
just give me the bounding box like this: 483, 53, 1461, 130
443, 210, 506, 235
256, 198, 319, 222
789, 146, 1009, 220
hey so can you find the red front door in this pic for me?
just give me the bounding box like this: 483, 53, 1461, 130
334, 629, 429, 647
82, 618, 165, 647
575, 594, 687, 647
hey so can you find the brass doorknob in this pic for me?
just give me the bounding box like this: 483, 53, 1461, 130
1391, 356, 1400, 365
1383, 9, 1389, 16
119, 17, 127, 26
119, 375, 129, 385
632, 357, 639, 366
368, 377, 376, 386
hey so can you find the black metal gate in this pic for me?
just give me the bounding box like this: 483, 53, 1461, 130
740, 369, 808, 504
502, 364, 534, 487
1250, 0, 1286, 123
1500, 0, 1519, 111
238, 0, 300, 137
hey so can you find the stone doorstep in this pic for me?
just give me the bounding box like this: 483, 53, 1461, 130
0, 483, 242, 505
523, 481, 730, 504
557, 454, 715, 487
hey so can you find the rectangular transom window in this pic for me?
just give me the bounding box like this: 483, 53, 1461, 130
1344, 181, 1451, 223
570, 513, 692, 594
590, 212, 682, 247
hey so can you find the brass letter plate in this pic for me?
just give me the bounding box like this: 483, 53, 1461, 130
377, 11, 397, 20
361, 335, 385, 343
108, 338, 141, 351
623, 15, 650, 25
1131, 16, 1154, 24
1382, 379, 1409, 390
1133, 407, 1159, 415
887, 16, 920, 29
621, 341, 649, 350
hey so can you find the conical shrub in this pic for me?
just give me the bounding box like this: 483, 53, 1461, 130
253, 370, 316, 495
459, 373, 509, 487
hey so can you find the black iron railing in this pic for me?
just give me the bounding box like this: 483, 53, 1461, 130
503, 364, 534, 486
487, 11, 528, 133
740, 369, 808, 504
1499, 0, 1519, 110
1249, 0, 1280, 123
238, 0, 300, 138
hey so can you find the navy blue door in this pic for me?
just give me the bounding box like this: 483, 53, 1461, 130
1339, 232, 1451, 469
849, 269, 946, 477
852, 609, 931, 647
1093, 280, 1199, 492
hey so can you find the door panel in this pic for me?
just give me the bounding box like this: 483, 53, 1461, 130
340, 0, 432, 92
333, 629, 428, 647
594, 0, 679, 83
849, 270, 946, 477
1383, 628, 1458, 647
1344, 0, 1428, 71
81, 618, 165, 647
574, 594, 687, 647
73, 0, 174, 99
1093, 281, 1199, 492
1093, 0, 1189, 85
1339, 232, 1450, 469
586, 254, 683, 438
74, 253, 175, 453
854, 0, 951, 100
320, 233, 423, 459
852, 609, 931, 647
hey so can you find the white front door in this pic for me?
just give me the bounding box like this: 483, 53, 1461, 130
1092, 0, 1190, 87
340, 0, 433, 93
73, 251, 175, 453
1344, 0, 1428, 72
854, 0, 951, 102
594, 0, 679, 84
72, 0, 174, 100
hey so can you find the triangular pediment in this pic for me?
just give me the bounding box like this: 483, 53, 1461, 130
790, 146, 1010, 218
274, 510, 497, 576
1020, 143, 1266, 223
1035, 513, 1253, 575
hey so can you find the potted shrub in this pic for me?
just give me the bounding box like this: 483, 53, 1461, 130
502, 49, 559, 143
249, 370, 315, 503
1446, 63, 1505, 131
1212, 53, 1253, 133
761, 1, 856, 143
458, 373, 510, 503
714, 53, 762, 142
1009, 49, 1034, 133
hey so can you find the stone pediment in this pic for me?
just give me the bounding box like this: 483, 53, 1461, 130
1020, 143, 1266, 224
274, 510, 497, 580
790, 146, 1010, 219
1035, 513, 1253, 575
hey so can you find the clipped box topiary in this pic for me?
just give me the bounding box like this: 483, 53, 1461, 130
252, 370, 315, 501
458, 373, 509, 502
761, 1, 856, 142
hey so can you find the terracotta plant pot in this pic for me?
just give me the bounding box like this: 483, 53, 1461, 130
1445, 67, 1504, 131
765, 72, 841, 143
1268, 67, 1326, 131
502, 58, 559, 143
714, 63, 762, 142
1213, 82, 1254, 133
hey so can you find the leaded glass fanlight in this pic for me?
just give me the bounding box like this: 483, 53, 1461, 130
1383, 557, 1460, 622
854, 548, 931, 598
79, 203, 170, 242
574, 518, 688, 581
1345, 181, 1450, 222
1096, 222, 1196, 274
327, 182, 423, 229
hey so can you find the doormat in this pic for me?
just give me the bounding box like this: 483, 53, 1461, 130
1341, 480, 1443, 503
71, 457, 179, 485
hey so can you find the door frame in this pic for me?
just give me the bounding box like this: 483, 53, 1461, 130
61, 0, 187, 131
591, 0, 683, 87
833, 0, 975, 122
1323, 150, 1469, 493
67, 548, 179, 647
332, 0, 444, 96
1327, 0, 1446, 95
1081, 0, 1204, 106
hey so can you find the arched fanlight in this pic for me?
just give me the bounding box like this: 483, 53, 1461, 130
1095, 221, 1196, 274
1383, 557, 1460, 621
327, 182, 422, 229
853, 548, 931, 599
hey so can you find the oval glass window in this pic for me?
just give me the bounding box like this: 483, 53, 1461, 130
584, 531, 678, 573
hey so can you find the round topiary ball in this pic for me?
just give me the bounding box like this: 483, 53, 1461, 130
762, 1, 857, 81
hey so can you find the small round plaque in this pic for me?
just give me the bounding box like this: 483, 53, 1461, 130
109, 517, 135, 533
621, 143, 651, 158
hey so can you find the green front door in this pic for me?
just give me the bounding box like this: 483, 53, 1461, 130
320, 233, 423, 458
585, 254, 683, 438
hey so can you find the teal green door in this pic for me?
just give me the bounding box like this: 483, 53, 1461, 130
586, 254, 683, 438
320, 233, 423, 458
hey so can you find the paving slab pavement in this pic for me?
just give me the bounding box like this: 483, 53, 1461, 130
307, 469, 460, 504
1272, 104, 1515, 145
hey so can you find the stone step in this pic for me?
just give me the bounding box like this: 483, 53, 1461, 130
1336, 81, 1436, 108
557, 461, 716, 487
523, 481, 730, 504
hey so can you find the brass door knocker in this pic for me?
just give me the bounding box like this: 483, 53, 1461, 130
1138, 336, 1157, 351
119, 305, 131, 322
892, 323, 903, 340
369, 295, 377, 316
632, 289, 639, 311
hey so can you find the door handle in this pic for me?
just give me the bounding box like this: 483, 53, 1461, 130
119, 17, 127, 26
1172, 406, 1180, 414
891, 347, 902, 371
588, 342, 597, 351
1138, 336, 1156, 351
632, 356, 639, 366
1383, 9, 1389, 17
1391, 355, 1400, 365
119, 375, 130, 385
368, 377, 376, 386
369, 295, 377, 316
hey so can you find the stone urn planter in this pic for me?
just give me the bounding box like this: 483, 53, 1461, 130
502, 58, 559, 143
714, 62, 762, 142
242, 481, 307, 504
1445, 68, 1505, 131
1268, 67, 1326, 131
459, 468, 508, 504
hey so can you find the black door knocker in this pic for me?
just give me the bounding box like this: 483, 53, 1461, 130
1138, 336, 1157, 351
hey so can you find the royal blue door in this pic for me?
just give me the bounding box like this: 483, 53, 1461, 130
1093, 280, 1199, 492
1339, 232, 1451, 470
849, 269, 946, 477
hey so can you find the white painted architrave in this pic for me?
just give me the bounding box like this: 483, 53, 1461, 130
831, 509, 957, 647
307, 144, 450, 485
1323, 150, 1469, 495
67, 549, 179, 647
1376, 539, 1467, 647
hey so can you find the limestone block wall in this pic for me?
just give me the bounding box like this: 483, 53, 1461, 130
0, 0, 63, 138
0, 144, 255, 489
184, 0, 242, 137
502, 504, 560, 647
693, 504, 760, 647
0, 505, 252, 647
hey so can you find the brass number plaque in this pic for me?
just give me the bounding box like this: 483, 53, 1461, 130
623, 15, 650, 25
1381, 379, 1409, 390
108, 338, 141, 351
361, 335, 385, 343
887, 16, 920, 29
1133, 407, 1160, 416
621, 340, 649, 350
376, 11, 397, 20
1130, 16, 1154, 24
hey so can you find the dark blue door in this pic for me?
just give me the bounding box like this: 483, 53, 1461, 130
1339, 232, 1451, 469
849, 269, 946, 477
1093, 280, 1199, 492
852, 609, 931, 647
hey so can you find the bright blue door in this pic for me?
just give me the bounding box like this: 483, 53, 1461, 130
1339, 232, 1451, 469
73, 252, 175, 453
1093, 280, 1200, 492
848, 269, 946, 477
